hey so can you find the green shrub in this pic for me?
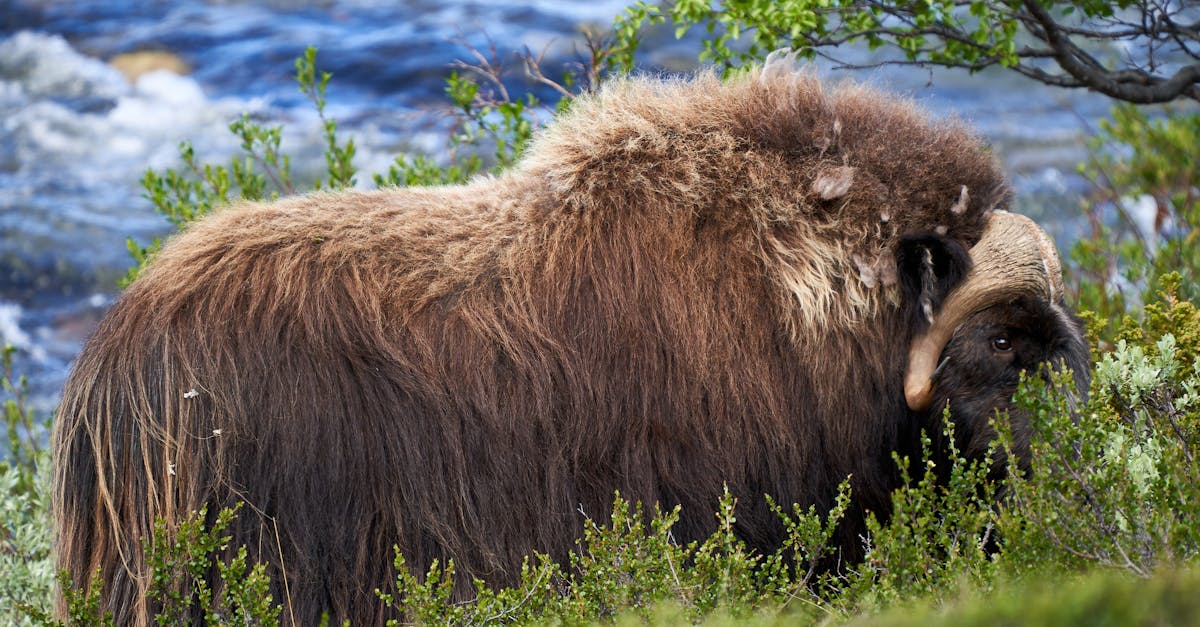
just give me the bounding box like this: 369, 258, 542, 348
1001, 276, 1200, 580
848, 422, 1001, 610
1, 346, 55, 625
23, 504, 280, 627
375, 488, 849, 625
1069, 106, 1200, 343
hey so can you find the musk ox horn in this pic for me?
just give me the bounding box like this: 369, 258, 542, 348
904, 211, 1066, 411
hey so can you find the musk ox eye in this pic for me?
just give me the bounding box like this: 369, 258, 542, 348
991, 336, 1013, 352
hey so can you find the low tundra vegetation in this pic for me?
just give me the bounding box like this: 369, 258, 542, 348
4, 40, 1199, 625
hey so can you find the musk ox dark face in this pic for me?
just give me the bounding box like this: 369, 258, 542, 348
51, 62, 1090, 626
930, 296, 1089, 467
898, 223, 1090, 476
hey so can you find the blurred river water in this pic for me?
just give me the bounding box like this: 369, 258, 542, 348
1, 0, 1116, 412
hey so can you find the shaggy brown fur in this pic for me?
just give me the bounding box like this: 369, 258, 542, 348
55, 62, 1029, 624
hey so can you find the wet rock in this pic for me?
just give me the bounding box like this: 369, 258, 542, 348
109, 50, 190, 84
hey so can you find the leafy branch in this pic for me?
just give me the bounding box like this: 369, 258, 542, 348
616, 0, 1199, 103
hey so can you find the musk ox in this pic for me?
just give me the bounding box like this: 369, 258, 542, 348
53, 57, 1088, 624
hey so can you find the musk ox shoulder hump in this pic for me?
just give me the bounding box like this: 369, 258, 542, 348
517, 58, 1009, 332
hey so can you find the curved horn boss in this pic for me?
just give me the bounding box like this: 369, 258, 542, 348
902, 210, 1088, 470
905, 210, 1067, 412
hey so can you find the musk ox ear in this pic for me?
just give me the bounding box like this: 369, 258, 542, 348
896, 235, 972, 333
